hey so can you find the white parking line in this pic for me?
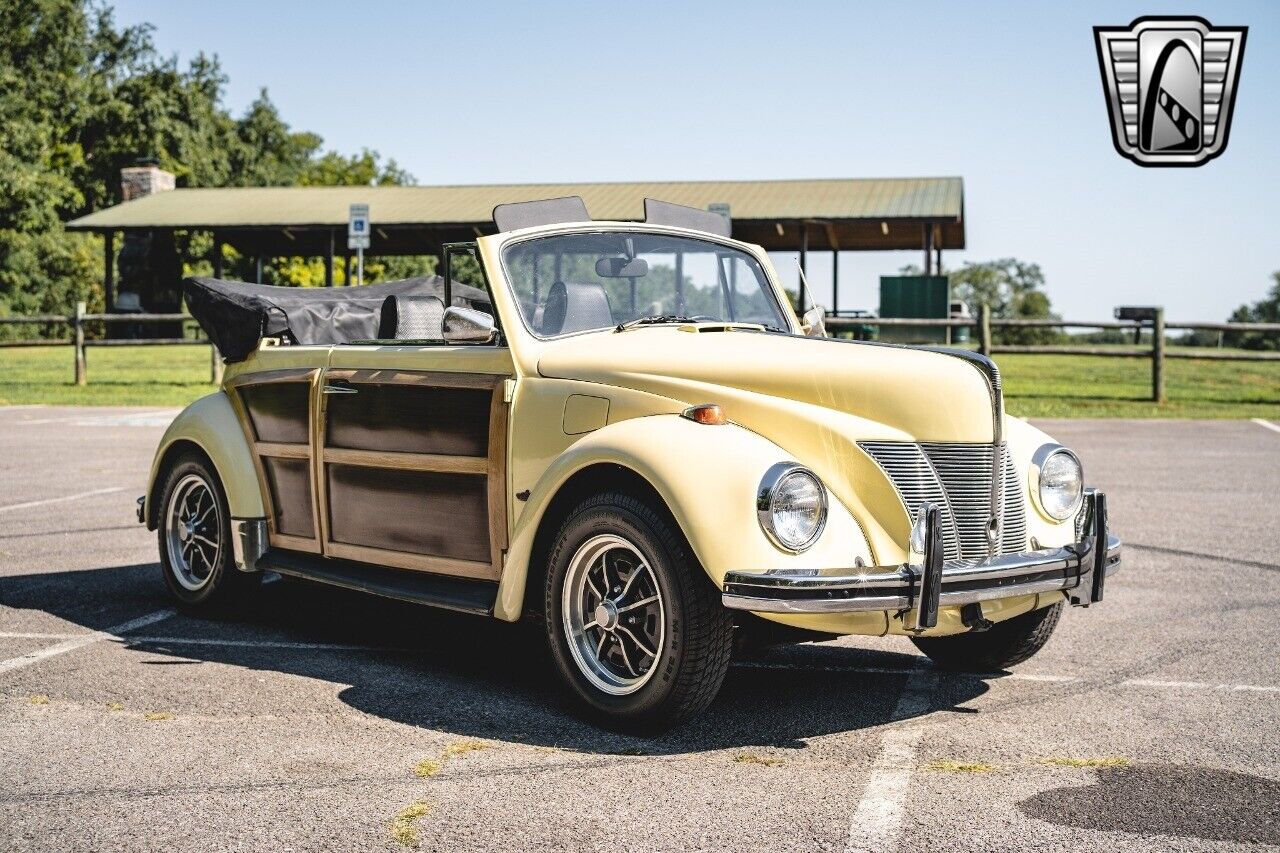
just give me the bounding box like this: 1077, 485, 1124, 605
1251, 418, 1280, 434
846, 669, 938, 853
123, 636, 414, 653
15, 411, 177, 427
1123, 677, 1280, 694
4, 628, 1278, 695
0, 486, 125, 514
734, 659, 1077, 682
733, 661, 1280, 694
0, 610, 174, 676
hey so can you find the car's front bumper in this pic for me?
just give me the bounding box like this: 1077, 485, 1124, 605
722, 489, 1119, 628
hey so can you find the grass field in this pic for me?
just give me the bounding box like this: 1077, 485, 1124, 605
0, 343, 1277, 418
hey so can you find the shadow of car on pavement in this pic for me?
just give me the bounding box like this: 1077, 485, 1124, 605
0, 562, 992, 755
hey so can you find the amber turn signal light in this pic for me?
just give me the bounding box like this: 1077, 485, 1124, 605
681, 403, 726, 425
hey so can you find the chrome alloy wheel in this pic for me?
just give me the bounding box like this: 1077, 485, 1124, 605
164, 473, 222, 592
561, 534, 666, 696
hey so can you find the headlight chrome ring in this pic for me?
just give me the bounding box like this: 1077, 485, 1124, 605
1029, 444, 1084, 522
757, 463, 828, 553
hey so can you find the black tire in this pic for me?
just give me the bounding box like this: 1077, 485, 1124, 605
910, 602, 1063, 671
156, 452, 260, 610
544, 490, 733, 731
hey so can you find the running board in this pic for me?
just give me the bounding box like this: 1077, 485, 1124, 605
259, 549, 497, 616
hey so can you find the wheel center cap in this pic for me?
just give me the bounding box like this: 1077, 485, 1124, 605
178, 523, 192, 542
593, 600, 619, 631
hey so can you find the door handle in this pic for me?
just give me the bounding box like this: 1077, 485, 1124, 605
322, 382, 358, 395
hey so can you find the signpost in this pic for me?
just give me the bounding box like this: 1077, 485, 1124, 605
347, 203, 370, 286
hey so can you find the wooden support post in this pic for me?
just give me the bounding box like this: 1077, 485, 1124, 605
922, 224, 932, 275
979, 303, 992, 357
1152, 306, 1165, 403
212, 232, 223, 279
325, 229, 334, 287
103, 232, 115, 313
74, 301, 86, 386
831, 249, 839, 315
255, 256, 263, 283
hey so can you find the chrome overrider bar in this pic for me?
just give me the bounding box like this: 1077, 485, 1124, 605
722, 489, 1121, 621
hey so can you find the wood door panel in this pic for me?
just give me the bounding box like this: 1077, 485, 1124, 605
325, 383, 491, 457
317, 369, 508, 580
326, 465, 489, 562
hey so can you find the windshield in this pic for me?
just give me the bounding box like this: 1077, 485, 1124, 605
501, 231, 789, 338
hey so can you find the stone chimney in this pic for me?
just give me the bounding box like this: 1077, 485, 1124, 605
120, 158, 176, 201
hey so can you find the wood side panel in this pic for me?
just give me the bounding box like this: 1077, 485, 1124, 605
325, 382, 493, 457
326, 464, 490, 563
256, 441, 310, 460
324, 369, 502, 390
239, 382, 312, 444
307, 371, 326, 549
314, 376, 333, 548
324, 542, 497, 581
321, 447, 487, 475
262, 456, 316, 539
225, 367, 319, 389
486, 382, 509, 575
272, 533, 323, 554
224, 369, 323, 553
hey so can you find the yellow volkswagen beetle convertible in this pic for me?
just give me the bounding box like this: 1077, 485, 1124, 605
139, 196, 1120, 730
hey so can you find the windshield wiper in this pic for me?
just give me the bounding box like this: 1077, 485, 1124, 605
614, 314, 697, 332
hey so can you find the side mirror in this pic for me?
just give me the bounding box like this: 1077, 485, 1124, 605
800, 305, 828, 338
443, 306, 497, 344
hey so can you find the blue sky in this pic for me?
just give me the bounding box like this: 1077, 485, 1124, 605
111, 0, 1279, 320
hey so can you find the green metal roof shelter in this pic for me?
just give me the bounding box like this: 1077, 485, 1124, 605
66, 176, 964, 313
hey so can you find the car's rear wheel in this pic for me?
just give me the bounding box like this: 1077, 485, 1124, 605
157, 453, 259, 609
544, 490, 733, 731
910, 601, 1063, 671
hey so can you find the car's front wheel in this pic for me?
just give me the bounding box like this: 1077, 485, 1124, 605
157, 452, 259, 610
910, 601, 1063, 671
544, 490, 733, 731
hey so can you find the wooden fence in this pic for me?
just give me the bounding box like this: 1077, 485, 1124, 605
823, 305, 1279, 402
0, 301, 223, 385
1, 302, 1278, 402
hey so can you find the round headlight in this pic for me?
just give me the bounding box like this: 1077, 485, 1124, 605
1031, 445, 1083, 521
758, 464, 828, 552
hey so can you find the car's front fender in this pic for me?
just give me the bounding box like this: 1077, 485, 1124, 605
144, 391, 263, 528
494, 413, 872, 621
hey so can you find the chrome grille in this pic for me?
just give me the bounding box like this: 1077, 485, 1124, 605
859, 441, 1028, 561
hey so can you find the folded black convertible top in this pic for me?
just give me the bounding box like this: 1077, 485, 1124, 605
184, 276, 492, 362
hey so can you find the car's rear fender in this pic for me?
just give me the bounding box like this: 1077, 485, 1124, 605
144, 391, 263, 528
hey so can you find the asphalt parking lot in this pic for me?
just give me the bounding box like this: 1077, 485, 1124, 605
1, 406, 1278, 852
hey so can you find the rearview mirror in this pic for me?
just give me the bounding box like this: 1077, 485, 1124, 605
801, 305, 827, 338
443, 306, 497, 344
595, 257, 649, 278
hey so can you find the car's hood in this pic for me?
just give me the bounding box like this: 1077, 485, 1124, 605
537, 326, 1005, 563
537, 326, 997, 443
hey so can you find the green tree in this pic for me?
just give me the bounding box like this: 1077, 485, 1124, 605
902, 258, 1061, 344
1224, 271, 1280, 351
0, 0, 419, 323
